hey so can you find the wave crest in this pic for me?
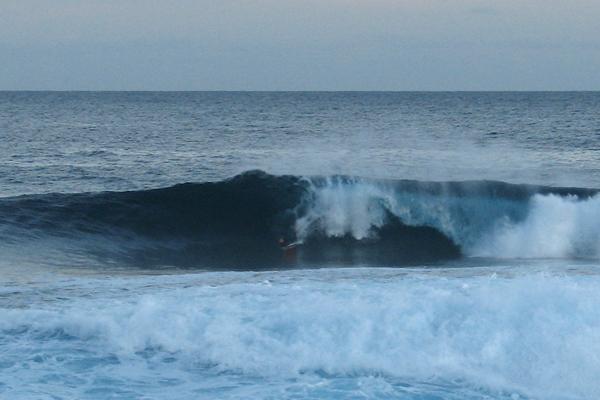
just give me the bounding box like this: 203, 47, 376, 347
0, 171, 598, 268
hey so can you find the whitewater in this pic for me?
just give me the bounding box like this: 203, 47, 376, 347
2, 91, 600, 399
3, 266, 600, 399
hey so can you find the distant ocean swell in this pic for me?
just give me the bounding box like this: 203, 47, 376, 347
1, 170, 599, 268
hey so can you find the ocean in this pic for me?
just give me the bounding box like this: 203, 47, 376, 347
1, 91, 600, 399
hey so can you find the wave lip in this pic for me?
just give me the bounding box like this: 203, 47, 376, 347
0, 170, 599, 268
295, 174, 600, 261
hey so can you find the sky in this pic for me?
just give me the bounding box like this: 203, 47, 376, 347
1, 0, 600, 91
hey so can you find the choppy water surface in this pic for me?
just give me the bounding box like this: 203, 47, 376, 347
2, 92, 600, 399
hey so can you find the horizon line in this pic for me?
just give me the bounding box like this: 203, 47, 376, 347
1, 89, 600, 93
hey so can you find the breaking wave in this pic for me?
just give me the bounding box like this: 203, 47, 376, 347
0, 170, 598, 268
3, 270, 600, 399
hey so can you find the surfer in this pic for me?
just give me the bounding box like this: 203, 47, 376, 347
278, 237, 299, 260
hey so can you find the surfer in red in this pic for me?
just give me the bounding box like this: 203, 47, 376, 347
278, 237, 298, 261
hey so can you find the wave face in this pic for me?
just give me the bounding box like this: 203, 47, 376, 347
298, 176, 600, 260
0, 170, 598, 268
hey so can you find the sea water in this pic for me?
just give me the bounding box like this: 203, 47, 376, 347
1, 92, 600, 399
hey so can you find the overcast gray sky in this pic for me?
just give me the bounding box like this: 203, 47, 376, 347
1, 0, 599, 90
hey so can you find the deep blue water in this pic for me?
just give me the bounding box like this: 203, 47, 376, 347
1, 92, 600, 399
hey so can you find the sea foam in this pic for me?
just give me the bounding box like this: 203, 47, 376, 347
2, 269, 600, 399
